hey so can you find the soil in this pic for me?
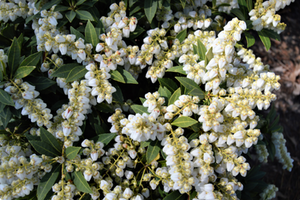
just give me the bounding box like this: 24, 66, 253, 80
250, 1, 300, 199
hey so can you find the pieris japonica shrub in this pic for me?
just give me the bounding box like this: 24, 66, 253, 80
0, 0, 294, 199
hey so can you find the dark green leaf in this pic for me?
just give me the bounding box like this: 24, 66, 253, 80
112, 82, 124, 102
0, 69, 3, 82
0, 89, 14, 106
267, 140, 276, 161
65, 66, 88, 83
163, 191, 187, 200
26, 76, 56, 91
129, 0, 138, 7
231, 8, 246, 21
0, 106, 12, 128
76, 10, 94, 21
258, 30, 271, 51
171, 116, 198, 128
95, 103, 114, 113
73, 170, 92, 193
166, 66, 187, 75
175, 77, 205, 99
85, 20, 99, 47
158, 78, 178, 93
70, 26, 85, 40
176, 29, 187, 43
140, 141, 150, 148
144, 0, 157, 23
53, 5, 69, 12
168, 88, 181, 106
146, 140, 161, 164
188, 132, 200, 142
180, 0, 186, 8
29, 140, 61, 157
158, 86, 171, 101
14, 66, 36, 79
51, 63, 82, 78
95, 133, 117, 145
40, 0, 62, 11
129, 4, 142, 16
8, 38, 21, 77
196, 39, 207, 60
247, 0, 253, 12
131, 105, 149, 114
76, 0, 86, 6
66, 146, 81, 160
261, 29, 281, 41
129, 26, 145, 39
20, 51, 42, 67
66, 11, 76, 23
244, 31, 255, 48
37, 163, 61, 200
110, 68, 138, 84
238, 0, 248, 17
40, 127, 62, 155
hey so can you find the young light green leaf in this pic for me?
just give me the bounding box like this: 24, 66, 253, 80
146, 140, 161, 164
176, 29, 187, 43
29, 140, 61, 157
166, 66, 187, 75
244, 31, 255, 48
66, 11, 76, 23
13, 66, 36, 79
96, 133, 117, 145
258, 30, 271, 51
65, 146, 81, 160
168, 88, 181, 106
37, 163, 61, 200
110, 70, 124, 83
131, 104, 149, 114
175, 77, 205, 99
51, 63, 82, 78
158, 78, 178, 93
65, 66, 88, 82
73, 171, 93, 193
40, 127, 62, 155
197, 39, 207, 60
85, 20, 99, 47
0, 89, 15, 106
205, 47, 213, 66
26, 76, 56, 91
171, 116, 198, 128
8, 38, 21, 77
20, 51, 42, 67
144, 0, 157, 23
76, 10, 94, 21
70, 26, 85, 40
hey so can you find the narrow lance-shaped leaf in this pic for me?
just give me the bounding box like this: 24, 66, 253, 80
166, 66, 187, 75
171, 116, 198, 128
13, 66, 36, 79
85, 20, 99, 47
51, 63, 82, 78
146, 140, 161, 164
163, 191, 187, 200
168, 88, 181, 106
96, 133, 117, 145
40, 127, 62, 155
196, 39, 207, 60
8, 38, 21, 77
73, 170, 93, 193
65, 146, 81, 160
0, 89, 15, 106
144, 0, 157, 23
65, 66, 88, 83
76, 10, 94, 21
131, 104, 149, 114
258, 30, 271, 51
66, 11, 76, 23
29, 141, 61, 157
37, 164, 61, 200
176, 29, 187, 43
175, 77, 205, 99
20, 51, 42, 67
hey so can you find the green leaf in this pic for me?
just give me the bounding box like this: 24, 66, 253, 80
8, 38, 21, 77
258, 30, 271, 51
129, 26, 145, 39
13, 66, 36, 79
205, 47, 213, 66
29, 141, 61, 157
66, 11, 76, 23
85, 20, 99, 47
73, 171, 93, 193
65, 146, 81, 160
112, 82, 124, 102
175, 77, 205, 99
110, 68, 138, 84
144, 0, 157, 23
70, 26, 85, 40
65, 66, 88, 83
176, 29, 187, 43
75, 0, 86, 6
95, 133, 117, 145
53, 5, 69, 12
168, 88, 181, 106
171, 116, 198, 128
131, 105, 149, 114
40, 0, 62, 11
244, 31, 255, 48
166, 66, 187, 75
76, 10, 94, 21
26, 76, 56, 91
37, 163, 61, 200
0, 107, 12, 128
129, 0, 138, 6
247, 0, 253, 11
163, 191, 187, 200
146, 140, 161, 164
158, 78, 178, 93
261, 29, 281, 41
180, 0, 186, 8
51, 63, 82, 78
20, 51, 42, 67
158, 86, 171, 100
196, 39, 207, 60
231, 8, 246, 21
0, 89, 14, 106
40, 127, 62, 155
238, 0, 248, 17
188, 132, 200, 142
141, 141, 150, 148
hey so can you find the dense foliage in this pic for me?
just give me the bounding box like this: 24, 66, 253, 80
0, 0, 294, 199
